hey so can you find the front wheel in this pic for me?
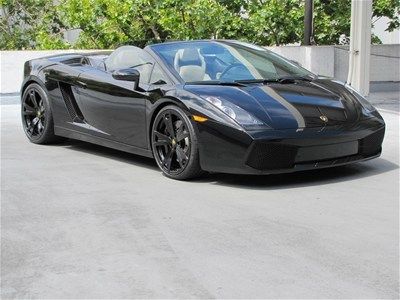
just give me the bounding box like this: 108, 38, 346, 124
151, 105, 203, 180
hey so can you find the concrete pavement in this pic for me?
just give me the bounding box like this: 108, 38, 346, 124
1, 101, 399, 298
367, 87, 399, 112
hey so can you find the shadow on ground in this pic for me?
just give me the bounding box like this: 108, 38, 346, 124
62, 139, 159, 170
203, 159, 398, 190
58, 138, 399, 191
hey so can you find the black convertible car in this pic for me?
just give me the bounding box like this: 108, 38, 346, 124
21, 40, 385, 180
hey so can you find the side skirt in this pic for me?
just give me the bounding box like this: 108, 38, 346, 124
54, 126, 154, 158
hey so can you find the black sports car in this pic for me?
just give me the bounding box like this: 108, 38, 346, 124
21, 40, 385, 180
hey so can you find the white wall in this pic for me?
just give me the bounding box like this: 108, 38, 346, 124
1, 45, 399, 94
268, 44, 400, 84
267, 46, 336, 78
333, 45, 400, 83
0, 50, 100, 94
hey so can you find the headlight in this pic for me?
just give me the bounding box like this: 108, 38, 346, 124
345, 84, 376, 112
203, 96, 268, 129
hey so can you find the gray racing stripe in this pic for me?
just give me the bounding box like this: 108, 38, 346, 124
261, 86, 306, 128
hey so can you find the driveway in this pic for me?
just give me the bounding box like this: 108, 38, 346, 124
1, 98, 399, 298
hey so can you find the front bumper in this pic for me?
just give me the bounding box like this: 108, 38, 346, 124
195, 116, 385, 175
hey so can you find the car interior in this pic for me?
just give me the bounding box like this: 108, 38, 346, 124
173, 48, 211, 82
103, 46, 154, 83
71, 42, 306, 85
150, 43, 271, 82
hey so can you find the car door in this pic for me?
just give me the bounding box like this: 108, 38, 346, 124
75, 47, 155, 149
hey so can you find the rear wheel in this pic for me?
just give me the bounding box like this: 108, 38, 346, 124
21, 83, 61, 144
151, 105, 203, 180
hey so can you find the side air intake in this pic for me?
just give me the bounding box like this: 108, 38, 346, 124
359, 128, 385, 156
59, 82, 84, 122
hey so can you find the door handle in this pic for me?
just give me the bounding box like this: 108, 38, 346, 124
76, 81, 87, 89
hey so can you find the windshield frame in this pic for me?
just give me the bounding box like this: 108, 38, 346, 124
148, 40, 315, 84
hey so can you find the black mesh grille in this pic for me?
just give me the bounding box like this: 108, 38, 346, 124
245, 143, 298, 170
359, 128, 385, 156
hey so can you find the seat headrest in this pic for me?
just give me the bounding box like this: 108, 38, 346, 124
175, 48, 203, 69
174, 48, 210, 81
105, 46, 139, 71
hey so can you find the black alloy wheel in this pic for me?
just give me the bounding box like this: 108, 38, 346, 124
21, 83, 60, 144
151, 105, 202, 180
22, 87, 46, 138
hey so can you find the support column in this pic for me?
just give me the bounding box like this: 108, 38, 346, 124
347, 0, 372, 96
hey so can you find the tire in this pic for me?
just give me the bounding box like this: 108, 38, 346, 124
151, 105, 203, 180
21, 83, 62, 144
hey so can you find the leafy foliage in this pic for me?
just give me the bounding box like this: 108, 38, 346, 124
1, 0, 399, 49
158, 0, 242, 40
244, 0, 304, 45
314, 0, 400, 44
0, 0, 69, 49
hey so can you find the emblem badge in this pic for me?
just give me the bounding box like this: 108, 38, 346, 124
320, 115, 328, 123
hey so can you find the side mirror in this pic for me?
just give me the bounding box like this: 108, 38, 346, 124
290, 60, 302, 67
112, 68, 140, 90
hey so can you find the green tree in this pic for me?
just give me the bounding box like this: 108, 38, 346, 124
59, 0, 167, 49
243, 0, 400, 46
158, 0, 242, 40
58, 0, 244, 48
314, 0, 400, 44
1, 0, 399, 49
0, 0, 69, 49
245, 0, 304, 45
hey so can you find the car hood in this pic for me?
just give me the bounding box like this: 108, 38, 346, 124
184, 79, 364, 130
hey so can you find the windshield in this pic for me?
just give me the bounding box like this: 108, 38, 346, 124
149, 40, 314, 83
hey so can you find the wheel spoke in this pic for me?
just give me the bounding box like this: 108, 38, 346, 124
32, 117, 39, 126
154, 131, 171, 142
176, 131, 189, 142
24, 102, 35, 111
27, 122, 34, 134
175, 120, 183, 132
29, 91, 38, 108
154, 131, 171, 147
154, 140, 170, 147
175, 146, 188, 167
37, 120, 44, 132
39, 99, 45, 113
23, 108, 36, 116
164, 113, 176, 138
163, 149, 174, 171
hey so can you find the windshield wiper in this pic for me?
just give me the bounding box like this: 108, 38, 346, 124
187, 75, 315, 86
277, 75, 314, 83
234, 79, 279, 84
187, 80, 246, 86
235, 75, 314, 85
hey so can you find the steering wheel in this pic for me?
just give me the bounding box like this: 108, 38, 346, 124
219, 63, 249, 80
